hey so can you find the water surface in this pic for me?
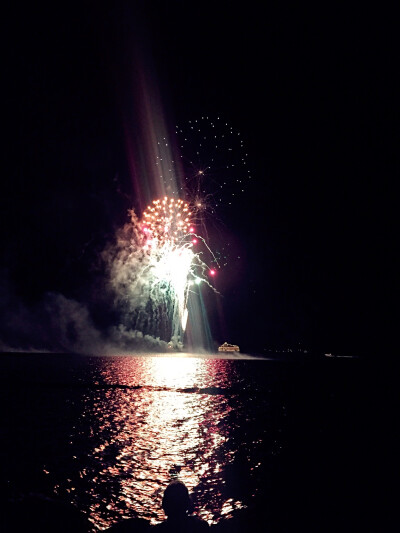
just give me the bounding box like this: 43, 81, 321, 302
0, 352, 373, 531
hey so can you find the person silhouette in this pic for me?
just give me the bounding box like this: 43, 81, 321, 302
153, 480, 209, 532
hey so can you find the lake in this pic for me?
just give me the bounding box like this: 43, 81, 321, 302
0, 352, 387, 531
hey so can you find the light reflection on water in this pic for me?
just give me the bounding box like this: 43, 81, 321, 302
65, 356, 247, 529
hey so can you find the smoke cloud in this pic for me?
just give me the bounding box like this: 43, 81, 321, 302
0, 209, 188, 354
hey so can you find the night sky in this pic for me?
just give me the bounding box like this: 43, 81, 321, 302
1, 2, 397, 357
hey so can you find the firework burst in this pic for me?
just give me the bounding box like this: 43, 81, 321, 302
156, 116, 252, 266
141, 197, 218, 337
141, 197, 193, 247
105, 196, 218, 350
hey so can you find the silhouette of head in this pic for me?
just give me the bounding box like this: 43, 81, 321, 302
162, 481, 193, 517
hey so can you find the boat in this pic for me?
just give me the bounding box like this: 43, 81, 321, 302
218, 342, 240, 352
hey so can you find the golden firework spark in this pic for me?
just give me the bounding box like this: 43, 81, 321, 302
141, 197, 193, 246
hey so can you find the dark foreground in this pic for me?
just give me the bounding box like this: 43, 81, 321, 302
0, 355, 395, 532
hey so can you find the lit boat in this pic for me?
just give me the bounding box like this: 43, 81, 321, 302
218, 342, 240, 352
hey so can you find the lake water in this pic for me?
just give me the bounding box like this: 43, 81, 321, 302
0, 352, 387, 531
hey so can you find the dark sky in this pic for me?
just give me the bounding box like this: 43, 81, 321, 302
1, 2, 397, 356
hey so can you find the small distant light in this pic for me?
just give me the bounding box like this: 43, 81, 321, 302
209, 269, 216, 276
195, 278, 201, 285
189, 227, 194, 233
192, 238, 198, 244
